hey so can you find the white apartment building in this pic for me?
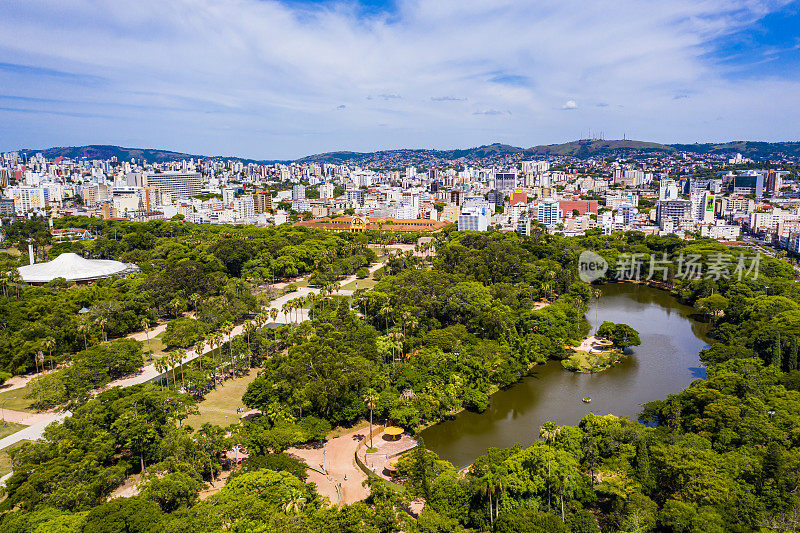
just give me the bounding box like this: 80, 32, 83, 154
145, 171, 202, 200
700, 220, 740, 241
536, 200, 561, 227
233, 196, 255, 219
6, 185, 49, 214
458, 196, 491, 231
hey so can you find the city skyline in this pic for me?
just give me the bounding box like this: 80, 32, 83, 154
1, 0, 800, 159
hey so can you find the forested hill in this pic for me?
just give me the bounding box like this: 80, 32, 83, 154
16, 145, 277, 165
15, 139, 800, 167
296, 140, 800, 165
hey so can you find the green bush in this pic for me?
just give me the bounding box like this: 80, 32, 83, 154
462, 388, 489, 413
162, 318, 210, 349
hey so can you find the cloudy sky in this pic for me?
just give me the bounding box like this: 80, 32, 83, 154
1, 0, 799, 159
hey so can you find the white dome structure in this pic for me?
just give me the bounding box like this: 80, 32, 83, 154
17, 253, 140, 284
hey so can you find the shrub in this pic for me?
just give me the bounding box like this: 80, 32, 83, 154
462, 388, 489, 413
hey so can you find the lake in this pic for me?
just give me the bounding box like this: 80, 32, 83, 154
420, 283, 711, 468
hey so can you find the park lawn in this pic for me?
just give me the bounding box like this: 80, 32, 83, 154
144, 331, 167, 357
184, 369, 259, 430
0, 422, 27, 440
341, 277, 378, 291
0, 440, 30, 477
0, 387, 35, 412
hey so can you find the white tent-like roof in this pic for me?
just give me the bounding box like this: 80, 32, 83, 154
17, 253, 139, 283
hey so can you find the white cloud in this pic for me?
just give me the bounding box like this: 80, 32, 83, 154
0, 0, 797, 158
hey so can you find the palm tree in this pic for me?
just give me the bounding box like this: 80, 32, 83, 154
243, 322, 254, 361
77, 322, 91, 350
169, 299, 182, 319
97, 317, 108, 343
7, 270, 21, 299
0, 270, 8, 297
154, 357, 166, 390
195, 339, 206, 373
479, 468, 502, 528
140, 317, 152, 355
592, 288, 602, 331
380, 306, 391, 332
178, 349, 186, 390
282, 488, 307, 515
168, 351, 178, 387
189, 293, 201, 312
363, 389, 379, 449
222, 322, 235, 377
539, 420, 561, 512
42, 337, 56, 371
210, 333, 223, 386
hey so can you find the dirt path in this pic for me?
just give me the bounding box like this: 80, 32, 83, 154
0, 408, 56, 426
0, 368, 58, 392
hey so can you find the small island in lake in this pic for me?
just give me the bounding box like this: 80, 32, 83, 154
562, 321, 641, 373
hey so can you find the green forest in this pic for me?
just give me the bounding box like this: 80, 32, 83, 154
2, 220, 800, 532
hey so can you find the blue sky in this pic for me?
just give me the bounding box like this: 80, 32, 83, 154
0, 0, 799, 160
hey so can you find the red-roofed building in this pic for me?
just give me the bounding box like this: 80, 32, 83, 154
558, 200, 598, 215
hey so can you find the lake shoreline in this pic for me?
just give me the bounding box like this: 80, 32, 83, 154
420, 283, 711, 468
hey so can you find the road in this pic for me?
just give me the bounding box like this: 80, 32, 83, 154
0, 258, 387, 485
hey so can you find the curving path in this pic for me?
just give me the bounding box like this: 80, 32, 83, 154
0, 258, 388, 486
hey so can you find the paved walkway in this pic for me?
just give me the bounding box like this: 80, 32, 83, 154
0, 258, 387, 486
287, 426, 371, 506
361, 432, 417, 479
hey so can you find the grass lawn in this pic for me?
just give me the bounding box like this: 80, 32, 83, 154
0, 440, 30, 477
0, 387, 35, 412
143, 331, 167, 358
0, 422, 26, 440
184, 369, 260, 430
341, 277, 378, 291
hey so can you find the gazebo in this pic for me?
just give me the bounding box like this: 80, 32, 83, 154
384, 426, 404, 441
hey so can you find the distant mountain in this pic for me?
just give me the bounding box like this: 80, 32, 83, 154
527, 139, 675, 157
670, 141, 800, 160
16, 140, 800, 168
17, 144, 278, 165
295, 143, 526, 167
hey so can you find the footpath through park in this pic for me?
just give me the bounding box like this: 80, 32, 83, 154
0, 259, 386, 486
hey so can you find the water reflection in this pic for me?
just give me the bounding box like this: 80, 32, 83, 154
420, 283, 712, 468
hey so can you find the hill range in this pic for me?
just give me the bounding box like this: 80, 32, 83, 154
16, 139, 800, 167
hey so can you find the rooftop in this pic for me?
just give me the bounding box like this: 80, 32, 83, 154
17, 253, 140, 284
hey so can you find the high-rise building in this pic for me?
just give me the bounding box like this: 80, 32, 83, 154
253, 190, 273, 213
494, 172, 517, 194
292, 184, 306, 200
458, 205, 490, 231
233, 196, 255, 219
536, 200, 561, 227
766, 170, 783, 196
656, 199, 692, 225
6, 186, 49, 214
145, 171, 202, 200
